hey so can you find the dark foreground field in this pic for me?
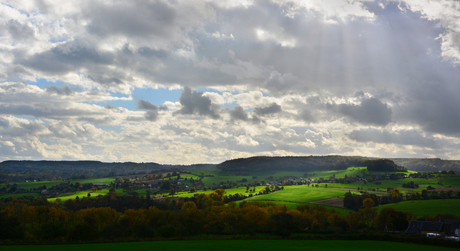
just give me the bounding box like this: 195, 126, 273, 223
3, 240, 459, 251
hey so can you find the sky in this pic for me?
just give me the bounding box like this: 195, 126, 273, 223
1, 0, 460, 164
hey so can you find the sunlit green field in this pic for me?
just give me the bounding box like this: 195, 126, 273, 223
2, 240, 458, 251
172, 186, 266, 198
376, 199, 460, 218
245, 186, 346, 203
47, 189, 113, 202
163, 174, 201, 180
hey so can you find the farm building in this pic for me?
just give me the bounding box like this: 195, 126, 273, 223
405, 220, 455, 236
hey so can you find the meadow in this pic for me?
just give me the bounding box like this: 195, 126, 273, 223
2, 240, 459, 251
2, 166, 460, 220
0, 177, 115, 190
376, 199, 460, 217
245, 186, 347, 203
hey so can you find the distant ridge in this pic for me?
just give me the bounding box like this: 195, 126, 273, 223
216, 155, 369, 172
1, 156, 459, 173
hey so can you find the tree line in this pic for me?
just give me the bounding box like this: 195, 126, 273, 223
344, 189, 460, 211
1, 189, 418, 243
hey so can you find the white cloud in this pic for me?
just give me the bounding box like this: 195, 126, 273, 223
0, 0, 459, 163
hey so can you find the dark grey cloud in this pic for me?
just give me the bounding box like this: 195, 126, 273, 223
160, 124, 191, 135
336, 97, 392, 126
6, 19, 35, 41
137, 100, 158, 110
18, 41, 114, 74
45, 85, 73, 95
230, 106, 248, 121
349, 128, 438, 148
174, 87, 220, 119
84, 1, 177, 38
355, 91, 365, 98
229, 106, 261, 124
136, 99, 167, 121
254, 103, 282, 116
298, 109, 317, 123
105, 104, 117, 109
144, 110, 159, 121
88, 75, 123, 85
396, 82, 460, 136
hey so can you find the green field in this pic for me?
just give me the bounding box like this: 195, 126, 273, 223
2, 240, 458, 251
377, 199, 460, 217
245, 186, 346, 203
2, 166, 460, 219
47, 189, 113, 202
0, 192, 42, 199
0, 177, 115, 190
192, 168, 306, 186
172, 186, 266, 198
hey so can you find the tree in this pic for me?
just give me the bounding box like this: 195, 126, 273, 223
367, 159, 405, 172
169, 188, 175, 196
146, 190, 151, 200
87, 193, 91, 197
190, 187, 196, 193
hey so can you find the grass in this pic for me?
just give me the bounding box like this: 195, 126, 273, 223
2, 240, 459, 251
0, 177, 115, 190
172, 186, 266, 198
245, 186, 346, 203
377, 199, 460, 218
47, 189, 113, 202
0, 193, 42, 199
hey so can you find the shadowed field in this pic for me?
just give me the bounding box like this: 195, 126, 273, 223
2, 240, 459, 251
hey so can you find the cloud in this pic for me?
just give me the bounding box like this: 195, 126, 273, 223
6, 19, 35, 41
136, 99, 167, 121
45, 85, 73, 95
1, 1, 460, 163
229, 106, 261, 124
137, 99, 158, 110
18, 40, 114, 75
396, 82, 460, 136
254, 103, 282, 116
336, 97, 392, 126
229, 106, 248, 121
174, 87, 220, 119
349, 128, 438, 149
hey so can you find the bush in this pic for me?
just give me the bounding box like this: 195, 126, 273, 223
156, 224, 176, 238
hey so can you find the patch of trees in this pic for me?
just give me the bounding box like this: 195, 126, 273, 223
367, 159, 407, 172
217, 156, 368, 172
391, 158, 460, 173
344, 188, 460, 210
402, 181, 419, 188
343, 192, 380, 211
0, 190, 415, 242
0, 160, 217, 184
405, 190, 460, 200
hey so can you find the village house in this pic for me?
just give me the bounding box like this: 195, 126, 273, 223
405, 221, 454, 236
439, 219, 460, 237
59, 181, 70, 189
